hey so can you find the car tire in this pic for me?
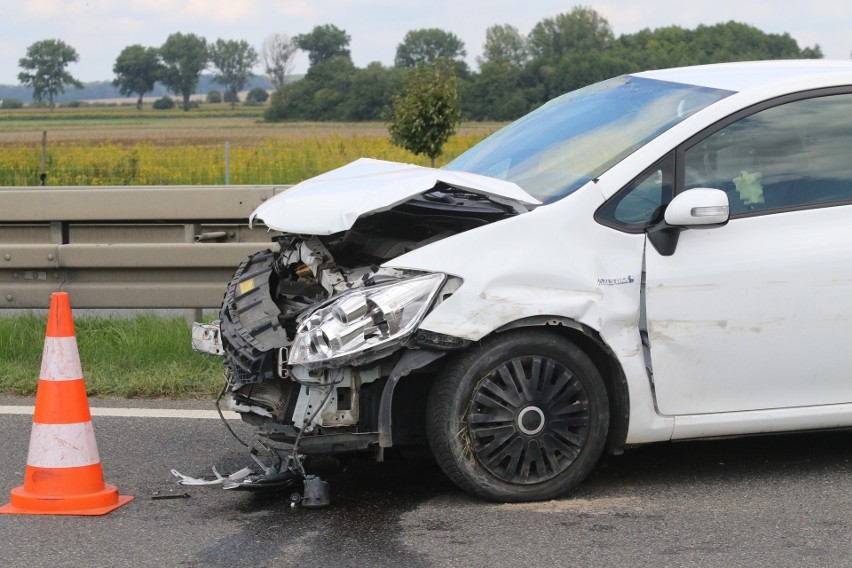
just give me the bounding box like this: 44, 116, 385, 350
426, 329, 609, 502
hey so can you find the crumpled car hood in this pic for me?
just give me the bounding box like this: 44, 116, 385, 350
250, 158, 541, 235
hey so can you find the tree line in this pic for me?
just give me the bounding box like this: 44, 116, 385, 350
15, 6, 824, 119
16, 32, 285, 111
272, 10, 821, 122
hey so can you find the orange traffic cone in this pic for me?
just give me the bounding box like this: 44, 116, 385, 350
0, 292, 133, 516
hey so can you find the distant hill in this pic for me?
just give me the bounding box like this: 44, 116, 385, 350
0, 74, 283, 104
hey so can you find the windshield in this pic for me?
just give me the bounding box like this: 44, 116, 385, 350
446, 75, 733, 203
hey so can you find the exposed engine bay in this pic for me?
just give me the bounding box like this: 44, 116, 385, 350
189, 187, 520, 500
220, 188, 514, 431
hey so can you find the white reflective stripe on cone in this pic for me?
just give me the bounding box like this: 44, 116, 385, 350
27, 422, 101, 468
39, 336, 84, 382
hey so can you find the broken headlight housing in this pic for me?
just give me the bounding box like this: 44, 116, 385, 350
289, 273, 446, 368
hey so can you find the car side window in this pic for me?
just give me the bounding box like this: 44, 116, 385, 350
595, 153, 674, 233
683, 93, 852, 215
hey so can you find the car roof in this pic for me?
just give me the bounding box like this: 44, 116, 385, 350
633, 60, 852, 93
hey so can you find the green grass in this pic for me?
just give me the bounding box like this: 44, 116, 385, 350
0, 314, 225, 398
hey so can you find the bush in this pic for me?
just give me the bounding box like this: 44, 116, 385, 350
264, 87, 288, 121
206, 90, 222, 103
246, 87, 269, 104
223, 90, 238, 104
0, 98, 24, 109
152, 96, 175, 110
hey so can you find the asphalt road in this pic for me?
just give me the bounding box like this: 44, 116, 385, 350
0, 397, 850, 568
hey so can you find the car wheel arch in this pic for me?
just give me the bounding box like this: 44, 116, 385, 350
491, 315, 630, 456
378, 317, 630, 456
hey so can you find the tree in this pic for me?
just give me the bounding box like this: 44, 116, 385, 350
265, 56, 357, 121
477, 24, 529, 69
159, 33, 208, 111
112, 45, 162, 110
528, 6, 614, 61
395, 28, 467, 68
550, 50, 633, 93
522, 7, 617, 105
210, 39, 258, 108
467, 61, 531, 120
246, 87, 270, 104
687, 22, 819, 63
264, 87, 290, 122
345, 62, 403, 120
304, 56, 356, 118
264, 59, 399, 122
388, 64, 461, 167
17, 39, 83, 111
260, 33, 298, 89
469, 24, 532, 120
613, 21, 824, 71
801, 45, 823, 59
613, 26, 695, 71
294, 24, 351, 66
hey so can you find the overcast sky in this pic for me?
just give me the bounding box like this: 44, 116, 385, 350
2, 0, 850, 85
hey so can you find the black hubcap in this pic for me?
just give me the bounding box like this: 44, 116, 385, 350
467, 355, 590, 484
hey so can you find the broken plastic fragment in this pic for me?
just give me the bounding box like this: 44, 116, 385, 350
222, 469, 302, 492
171, 466, 252, 486
152, 492, 190, 500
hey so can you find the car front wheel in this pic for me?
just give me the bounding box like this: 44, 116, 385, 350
427, 329, 609, 502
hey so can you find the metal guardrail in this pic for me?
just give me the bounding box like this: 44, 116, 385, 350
0, 185, 291, 310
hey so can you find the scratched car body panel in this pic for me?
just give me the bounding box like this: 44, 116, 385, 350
196, 61, 852, 502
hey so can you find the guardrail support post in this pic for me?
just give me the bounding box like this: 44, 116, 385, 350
184, 223, 203, 326
40, 131, 47, 186
50, 222, 68, 245
224, 142, 230, 186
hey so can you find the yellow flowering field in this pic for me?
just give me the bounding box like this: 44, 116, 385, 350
0, 108, 499, 186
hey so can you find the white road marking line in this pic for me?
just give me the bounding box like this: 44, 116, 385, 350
0, 406, 240, 420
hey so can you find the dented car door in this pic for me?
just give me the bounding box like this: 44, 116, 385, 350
645, 91, 852, 420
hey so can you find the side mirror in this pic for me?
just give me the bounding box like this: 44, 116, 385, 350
664, 188, 730, 227
648, 188, 730, 256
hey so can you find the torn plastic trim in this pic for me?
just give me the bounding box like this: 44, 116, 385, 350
378, 348, 447, 448
172, 460, 313, 500
172, 466, 252, 486
191, 321, 224, 356
257, 427, 381, 454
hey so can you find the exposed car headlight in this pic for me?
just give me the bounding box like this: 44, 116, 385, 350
288, 273, 446, 368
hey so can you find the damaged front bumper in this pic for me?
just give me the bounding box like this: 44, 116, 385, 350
172, 458, 330, 508
194, 243, 466, 459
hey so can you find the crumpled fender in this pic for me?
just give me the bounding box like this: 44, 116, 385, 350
385, 183, 674, 444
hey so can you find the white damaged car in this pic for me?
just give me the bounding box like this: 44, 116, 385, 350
194, 60, 852, 502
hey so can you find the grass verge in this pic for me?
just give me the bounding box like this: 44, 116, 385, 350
0, 314, 224, 399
